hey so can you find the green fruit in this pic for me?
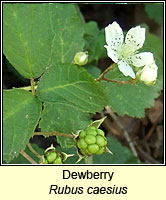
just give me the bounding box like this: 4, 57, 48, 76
79, 130, 86, 138
104, 138, 107, 146
79, 138, 88, 149
42, 158, 48, 164
85, 135, 96, 144
88, 144, 99, 154
53, 157, 62, 164
96, 135, 106, 147
86, 129, 97, 136
77, 140, 82, 149
96, 147, 105, 155
46, 152, 57, 163
97, 129, 105, 136
86, 126, 96, 131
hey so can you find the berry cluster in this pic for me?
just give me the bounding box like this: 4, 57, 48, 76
76, 126, 107, 156
42, 150, 63, 164
40, 145, 64, 164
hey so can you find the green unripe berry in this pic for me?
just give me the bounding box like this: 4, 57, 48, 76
96, 135, 106, 147
80, 148, 89, 156
42, 158, 48, 164
86, 129, 97, 136
79, 130, 86, 138
78, 138, 88, 149
97, 129, 105, 136
86, 126, 96, 132
85, 135, 96, 145
46, 152, 57, 163
104, 138, 107, 146
96, 147, 105, 155
53, 157, 62, 164
88, 144, 99, 154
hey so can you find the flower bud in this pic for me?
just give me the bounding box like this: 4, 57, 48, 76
136, 62, 158, 86
73, 51, 88, 66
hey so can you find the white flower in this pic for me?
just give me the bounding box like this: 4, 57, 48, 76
104, 21, 156, 79
136, 62, 158, 85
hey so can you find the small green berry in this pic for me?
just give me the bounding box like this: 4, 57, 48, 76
97, 129, 105, 136
53, 157, 62, 164
96, 135, 106, 147
79, 130, 86, 138
42, 158, 48, 164
86, 129, 97, 136
79, 138, 88, 149
88, 144, 99, 154
46, 152, 57, 163
96, 147, 105, 155
85, 135, 96, 145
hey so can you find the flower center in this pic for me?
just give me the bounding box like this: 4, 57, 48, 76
119, 44, 135, 60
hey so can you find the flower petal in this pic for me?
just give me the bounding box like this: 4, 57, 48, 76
118, 59, 135, 78
128, 52, 154, 67
125, 26, 145, 52
105, 21, 124, 51
104, 45, 119, 63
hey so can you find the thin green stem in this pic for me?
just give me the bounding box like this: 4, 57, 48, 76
102, 77, 136, 84
95, 63, 136, 85
30, 78, 36, 96
85, 155, 93, 164
27, 142, 41, 159
33, 131, 75, 139
16, 85, 37, 91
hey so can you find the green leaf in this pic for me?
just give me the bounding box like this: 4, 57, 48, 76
8, 144, 44, 164
3, 3, 52, 79
37, 63, 107, 113
84, 21, 106, 62
47, 4, 85, 65
84, 65, 101, 78
102, 57, 163, 117
144, 31, 163, 59
39, 102, 92, 148
145, 3, 163, 24
3, 89, 42, 163
3, 3, 84, 79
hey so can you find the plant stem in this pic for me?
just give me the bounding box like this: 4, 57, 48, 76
95, 63, 116, 82
20, 150, 37, 164
27, 142, 41, 159
102, 77, 136, 84
95, 63, 136, 84
33, 131, 75, 139
85, 155, 93, 164
105, 106, 140, 162
30, 78, 36, 96
16, 85, 37, 91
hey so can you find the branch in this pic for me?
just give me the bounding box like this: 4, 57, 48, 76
33, 131, 75, 139
27, 142, 41, 159
95, 63, 116, 82
30, 78, 36, 96
105, 106, 140, 162
20, 150, 37, 164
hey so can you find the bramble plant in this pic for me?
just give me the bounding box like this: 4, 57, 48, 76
3, 3, 163, 164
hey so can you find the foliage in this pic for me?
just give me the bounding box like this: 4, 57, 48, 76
145, 3, 163, 24
3, 3, 163, 164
